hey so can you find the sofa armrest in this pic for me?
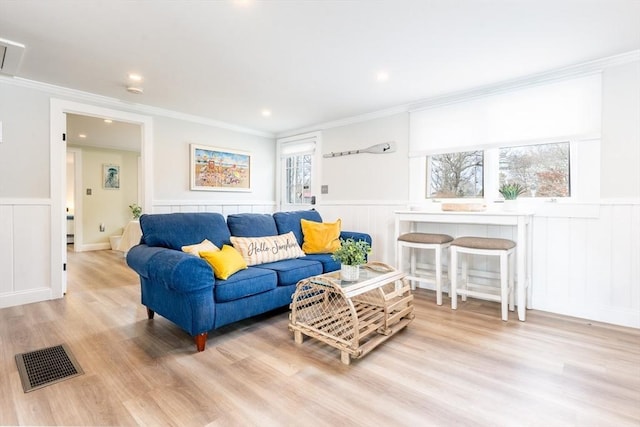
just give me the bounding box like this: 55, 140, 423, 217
340, 231, 372, 246
127, 244, 166, 279
127, 245, 215, 293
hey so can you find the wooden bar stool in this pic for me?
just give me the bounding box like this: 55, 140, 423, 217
397, 232, 454, 305
450, 236, 516, 321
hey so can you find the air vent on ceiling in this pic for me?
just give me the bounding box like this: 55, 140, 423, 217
0, 38, 26, 76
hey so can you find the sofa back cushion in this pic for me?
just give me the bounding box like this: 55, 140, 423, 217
140, 213, 231, 250
273, 209, 323, 246
227, 213, 278, 237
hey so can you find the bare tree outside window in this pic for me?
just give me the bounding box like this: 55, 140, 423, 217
427, 151, 484, 198
499, 142, 570, 197
285, 154, 312, 204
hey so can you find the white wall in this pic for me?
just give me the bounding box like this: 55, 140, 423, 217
1, 57, 638, 328
313, 59, 640, 328
78, 146, 139, 246
601, 60, 640, 199
0, 83, 51, 198
0, 78, 275, 309
152, 117, 275, 206
320, 113, 409, 202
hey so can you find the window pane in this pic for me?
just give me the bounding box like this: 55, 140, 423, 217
427, 151, 484, 198
499, 142, 570, 197
284, 154, 312, 204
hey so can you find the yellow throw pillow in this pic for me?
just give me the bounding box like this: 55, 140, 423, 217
200, 245, 248, 280
230, 232, 306, 266
300, 218, 341, 254
181, 239, 220, 257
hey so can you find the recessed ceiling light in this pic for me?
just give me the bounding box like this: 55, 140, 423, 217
261, 109, 272, 117
104, 119, 112, 124
127, 86, 144, 94
233, 0, 253, 7
78, 134, 87, 138
128, 73, 143, 81
376, 71, 389, 82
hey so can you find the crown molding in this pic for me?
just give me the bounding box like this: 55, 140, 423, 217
276, 104, 410, 138
0, 76, 274, 138
278, 49, 640, 136
3, 50, 637, 139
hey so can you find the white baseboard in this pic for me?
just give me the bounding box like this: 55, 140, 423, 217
0, 288, 55, 309
74, 243, 111, 252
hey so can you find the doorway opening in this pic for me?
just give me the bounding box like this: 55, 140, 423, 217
50, 99, 153, 296
65, 114, 142, 253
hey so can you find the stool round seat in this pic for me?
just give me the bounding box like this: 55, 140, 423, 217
451, 236, 515, 250
398, 233, 454, 245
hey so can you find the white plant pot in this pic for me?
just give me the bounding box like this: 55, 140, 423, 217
503, 199, 518, 212
340, 264, 360, 281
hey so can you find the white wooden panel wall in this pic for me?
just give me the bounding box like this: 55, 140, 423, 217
151, 201, 278, 216
532, 203, 640, 328
320, 201, 639, 328
0, 201, 53, 308
5, 198, 634, 328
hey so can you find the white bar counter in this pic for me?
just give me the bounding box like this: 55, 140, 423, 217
394, 208, 533, 321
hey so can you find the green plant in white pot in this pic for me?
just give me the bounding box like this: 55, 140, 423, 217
498, 182, 526, 211
332, 238, 372, 281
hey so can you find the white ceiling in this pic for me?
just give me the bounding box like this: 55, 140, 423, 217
1, 0, 639, 136
66, 114, 141, 151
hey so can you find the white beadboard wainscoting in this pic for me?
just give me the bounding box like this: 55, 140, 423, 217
0, 200, 54, 308
150, 200, 278, 216
2, 198, 637, 330
319, 201, 640, 329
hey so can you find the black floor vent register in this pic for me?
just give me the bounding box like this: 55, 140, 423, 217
15, 344, 84, 392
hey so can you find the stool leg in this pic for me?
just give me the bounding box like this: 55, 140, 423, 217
450, 247, 458, 310
435, 246, 442, 306
446, 246, 452, 298
398, 242, 412, 290
509, 250, 515, 312
409, 247, 417, 290
500, 252, 508, 321
461, 253, 468, 302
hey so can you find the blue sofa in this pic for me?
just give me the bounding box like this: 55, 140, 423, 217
126, 209, 371, 351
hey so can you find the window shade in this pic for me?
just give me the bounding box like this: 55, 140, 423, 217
280, 137, 316, 156
409, 74, 602, 157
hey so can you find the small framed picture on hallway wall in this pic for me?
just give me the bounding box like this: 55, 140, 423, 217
190, 144, 252, 192
103, 164, 120, 189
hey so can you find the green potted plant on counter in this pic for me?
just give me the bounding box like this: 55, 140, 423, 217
332, 237, 372, 281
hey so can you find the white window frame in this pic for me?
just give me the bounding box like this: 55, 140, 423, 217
418, 135, 600, 206
276, 131, 322, 211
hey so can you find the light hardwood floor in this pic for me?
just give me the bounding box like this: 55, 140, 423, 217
1, 248, 639, 426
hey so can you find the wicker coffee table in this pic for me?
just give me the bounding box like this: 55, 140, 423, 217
289, 262, 414, 365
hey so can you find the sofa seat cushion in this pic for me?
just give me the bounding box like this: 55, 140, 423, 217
254, 258, 323, 287
300, 253, 340, 273
214, 267, 278, 303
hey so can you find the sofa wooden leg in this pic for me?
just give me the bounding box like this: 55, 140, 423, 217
146, 307, 155, 319
195, 333, 207, 352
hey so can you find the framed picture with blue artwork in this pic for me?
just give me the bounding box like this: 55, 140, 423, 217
103, 164, 120, 189
190, 144, 251, 192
